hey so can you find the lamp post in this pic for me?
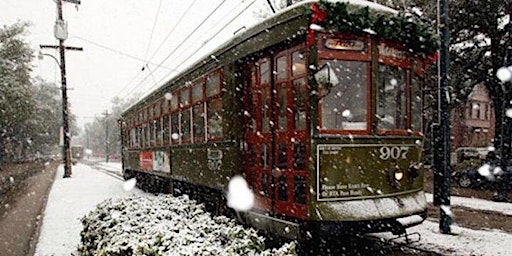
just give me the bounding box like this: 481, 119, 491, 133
38, 50, 72, 178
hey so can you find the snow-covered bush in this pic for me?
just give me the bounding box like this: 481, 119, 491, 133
78, 194, 295, 256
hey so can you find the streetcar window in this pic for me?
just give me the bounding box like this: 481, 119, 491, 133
293, 78, 307, 130
262, 87, 271, 133
293, 142, 306, 170
193, 104, 205, 141
162, 98, 169, 114
207, 98, 223, 139
163, 116, 169, 144
146, 124, 151, 147
292, 51, 306, 76
156, 118, 162, 144
130, 129, 136, 148
170, 93, 178, 111
277, 143, 287, 169
151, 120, 157, 145
278, 175, 288, 201
155, 102, 161, 117
278, 83, 288, 131
260, 173, 269, 196
138, 126, 143, 147
261, 144, 269, 169
180, 88, 190, 107
247, 144, 256, 167
206, 73, 220, 97
293, 176, 306, 204
260, 59, 270, 84
181, 109, 191, 142
411, 75, 423, 132
276, 55, 287, 81
171, 113, 179, 143
320, 60, 368, 131
377, 65, 406, 130
192, 81, 204, 104
249, 93, 258, 133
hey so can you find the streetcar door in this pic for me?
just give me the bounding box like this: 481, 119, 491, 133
243, 47, 309, 219
244, 57, 273, 213
273, 48, 309, 219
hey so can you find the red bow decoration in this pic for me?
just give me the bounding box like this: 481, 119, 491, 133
307, 3, 328, 47
423, 51, 439, 67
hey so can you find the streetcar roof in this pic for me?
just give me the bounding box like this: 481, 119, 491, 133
122, 0, 398, 116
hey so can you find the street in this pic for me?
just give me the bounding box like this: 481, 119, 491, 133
0, 161, 58, 256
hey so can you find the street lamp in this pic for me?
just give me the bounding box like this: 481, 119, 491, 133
38, 50, 72, 178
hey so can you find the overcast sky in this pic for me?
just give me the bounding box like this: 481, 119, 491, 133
1, 0, 270, 129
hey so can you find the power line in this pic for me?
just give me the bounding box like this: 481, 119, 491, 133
124, 0, 228, 100
116, 70, 144, 97
145, 0, 199, 64
152, 0, 256, 90
170, 0, 249, 64
144, 0, 163, 61
154, 0, 228, 71
71, 35, 175, 71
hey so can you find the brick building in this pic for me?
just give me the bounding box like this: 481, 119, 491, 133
451, 83, 495, 150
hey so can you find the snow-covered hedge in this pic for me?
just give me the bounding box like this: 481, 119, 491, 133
78, 194, 295, 256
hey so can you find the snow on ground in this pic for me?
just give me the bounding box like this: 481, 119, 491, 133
375, 220, 512, 256
425, 193, 512, 216
35, 161, 512, 255
34, 163, 142, 255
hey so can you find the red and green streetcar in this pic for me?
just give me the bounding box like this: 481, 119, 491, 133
120, 0, 438, 243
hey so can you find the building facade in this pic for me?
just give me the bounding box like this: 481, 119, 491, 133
451, 83, 495, 150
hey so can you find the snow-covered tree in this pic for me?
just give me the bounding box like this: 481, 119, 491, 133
0, 22, 34, 163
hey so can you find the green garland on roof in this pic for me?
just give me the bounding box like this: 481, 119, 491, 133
314, 0, 439, 57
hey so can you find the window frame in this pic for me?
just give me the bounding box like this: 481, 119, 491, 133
316, 34, 372, 136
376, 40, 412, 136
205, 69, 224, 141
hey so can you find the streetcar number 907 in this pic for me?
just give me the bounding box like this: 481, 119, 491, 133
379, 146, 409, 160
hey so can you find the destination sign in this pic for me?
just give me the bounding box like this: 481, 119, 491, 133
324, 39, 365, 51
378, 45, 407, 59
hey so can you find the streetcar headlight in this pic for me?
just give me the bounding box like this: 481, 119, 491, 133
394, 169, 404, 181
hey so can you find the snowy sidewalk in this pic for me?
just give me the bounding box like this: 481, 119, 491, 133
34, 163, 141, 255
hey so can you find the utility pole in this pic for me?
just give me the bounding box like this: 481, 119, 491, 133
40, 0, 82, 178
433, 0, 451, 234
103, 110, 111, 163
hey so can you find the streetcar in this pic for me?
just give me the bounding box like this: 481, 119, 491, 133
71, 145, 84, 164
120, 0, 438, 242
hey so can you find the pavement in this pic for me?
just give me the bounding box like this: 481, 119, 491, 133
0, 161, 58, 256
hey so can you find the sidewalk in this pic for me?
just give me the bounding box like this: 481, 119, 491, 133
34, 163, 141, 255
